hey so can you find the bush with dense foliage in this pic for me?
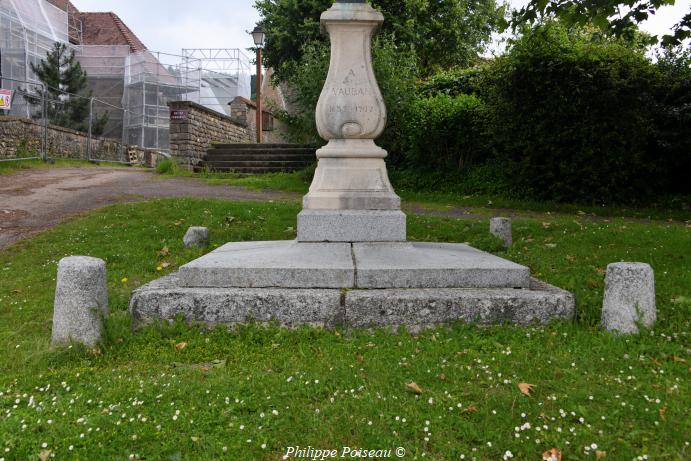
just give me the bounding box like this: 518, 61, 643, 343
400, 93, 489, 171
483, 24, 690, 203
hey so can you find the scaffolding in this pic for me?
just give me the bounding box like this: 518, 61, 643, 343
122, 49, 251, 151
1, 0, 252, 152
0, 0, 70, 117
76, 45, 129, 141
182, 48, 252, 116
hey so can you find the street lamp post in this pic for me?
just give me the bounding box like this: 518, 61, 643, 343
250, 25, 265, 144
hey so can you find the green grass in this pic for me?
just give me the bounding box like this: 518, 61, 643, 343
155, 168, 691, 222
0, 198, 689, 460
156, 162, 310, 194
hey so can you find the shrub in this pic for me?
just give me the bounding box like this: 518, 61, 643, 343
390, 160, 513, 196
418, 67, 484, 97
401, 93, 490, 172
483, 23, 689, 204
155, 158, 177, 175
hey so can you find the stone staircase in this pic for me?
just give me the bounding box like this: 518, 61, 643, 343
204, 143, 316, 173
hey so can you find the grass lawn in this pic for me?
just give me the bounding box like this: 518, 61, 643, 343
155, 168, 691, 223
0, 197, 689, 460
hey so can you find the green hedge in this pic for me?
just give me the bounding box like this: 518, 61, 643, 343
401, 93, 490, 172
485, 25, 673, 203
399, 24, 691, 204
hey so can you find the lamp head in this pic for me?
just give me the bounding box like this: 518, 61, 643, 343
250, 25, 265, 48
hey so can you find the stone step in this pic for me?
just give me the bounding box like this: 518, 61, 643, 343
206, 152, 315, 161
205, 165, 309, 173
211, 143, 317, 150
207, 160, 311, 168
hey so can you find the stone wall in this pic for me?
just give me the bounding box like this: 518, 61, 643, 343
0, 116, 136, 163
168, 101, 253, 168
230, 96, 289, 145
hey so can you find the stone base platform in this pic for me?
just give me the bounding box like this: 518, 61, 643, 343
129, 275, 574, 330
129, 240, 573, 329
178, 240, 531, 289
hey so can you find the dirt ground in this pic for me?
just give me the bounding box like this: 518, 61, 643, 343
0, 167, 299, 249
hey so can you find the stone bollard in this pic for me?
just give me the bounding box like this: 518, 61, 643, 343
602, 262, 656, 334
51, 256, 108, 348
183, 226, 209, 248
490, 217, 512, 247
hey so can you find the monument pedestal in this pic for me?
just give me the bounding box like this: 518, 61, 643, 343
128, 0, 575, 330
297, 210, 406, 242
298, 140, 405, 242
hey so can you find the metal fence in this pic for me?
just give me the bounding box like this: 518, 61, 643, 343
0, 75, 132, 164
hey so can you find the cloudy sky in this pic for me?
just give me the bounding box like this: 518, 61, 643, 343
70, 0, 690, 57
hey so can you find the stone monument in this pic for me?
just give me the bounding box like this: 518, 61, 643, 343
129, 0, 575, 329
298, 0, 404, 243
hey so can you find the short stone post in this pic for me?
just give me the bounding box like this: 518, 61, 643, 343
602, 262, 656, 334
51, 256, 108, 348
183, 226, 209, 248
490, 217, 512, 247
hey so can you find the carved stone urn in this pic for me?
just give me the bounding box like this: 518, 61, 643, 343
297, 0, 405, 242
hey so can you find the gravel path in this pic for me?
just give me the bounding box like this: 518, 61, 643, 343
0, 167, 299, 249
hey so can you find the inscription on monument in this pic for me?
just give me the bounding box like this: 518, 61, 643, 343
328, 104, 375, 113
329, 87, 371, 97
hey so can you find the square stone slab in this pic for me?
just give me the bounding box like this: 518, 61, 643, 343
297, 209, 406, 242
179, 241, 354, 288
352, 242, 530, 288
129, 275, 574, 330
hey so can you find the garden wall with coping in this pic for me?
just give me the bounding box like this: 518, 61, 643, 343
169, 99, 290, 168
0, 116, 152, 164
169, 100, 253, 168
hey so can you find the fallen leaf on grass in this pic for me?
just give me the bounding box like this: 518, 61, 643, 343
542, 448, 562, 461
462, 404, 478, 414
659, 404, 667, 419
174, 342, 188, 350
596, 450, 607, 459
672, 355, 687, 363
406, 382, 423, 394
160, 262, 171, 269
437, 373, 446, 381
518, 382, 535, 396
157, 246, 170, 257
39, 449, 52, 461
356, 354, 364, 364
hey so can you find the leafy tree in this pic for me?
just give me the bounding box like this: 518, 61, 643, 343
254, 0, 507, 79
512, 0, 690, 47
28, 43, 107, 135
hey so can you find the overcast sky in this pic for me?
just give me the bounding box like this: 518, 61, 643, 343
71, 0, 690, 58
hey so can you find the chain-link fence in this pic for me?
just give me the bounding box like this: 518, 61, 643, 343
0, 75, 134, 164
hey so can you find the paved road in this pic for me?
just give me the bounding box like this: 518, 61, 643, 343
0, 167, 299, 249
